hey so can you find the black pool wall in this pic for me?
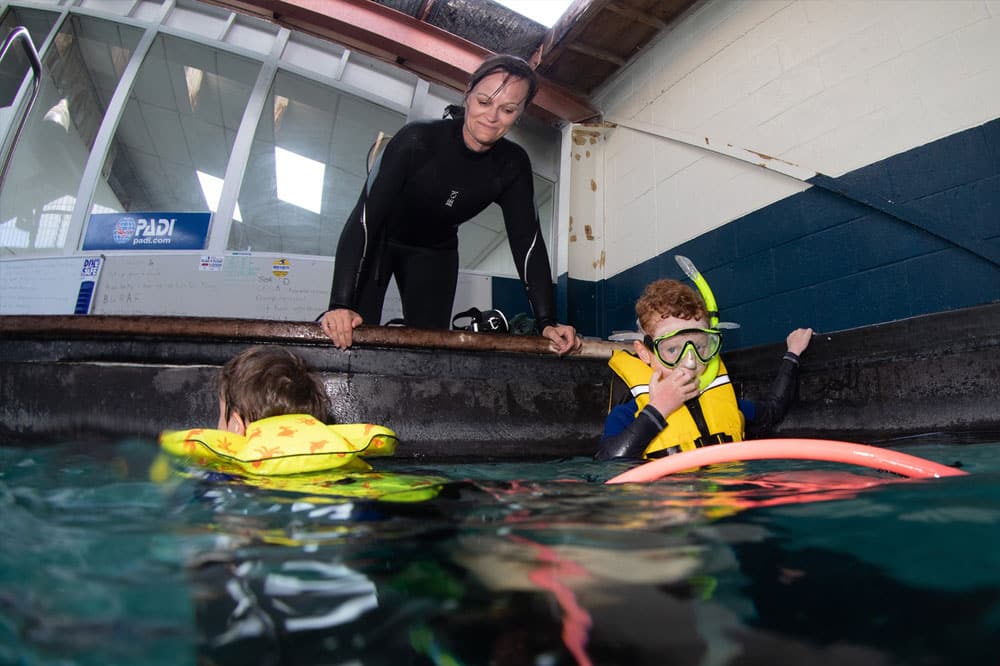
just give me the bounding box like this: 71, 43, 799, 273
725, 301, 1000, 441
1, 303, 998, 456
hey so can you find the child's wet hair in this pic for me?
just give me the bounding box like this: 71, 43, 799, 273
219, 345, 330, 424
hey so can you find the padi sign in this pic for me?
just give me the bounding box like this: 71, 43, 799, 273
83, 212, 211, 250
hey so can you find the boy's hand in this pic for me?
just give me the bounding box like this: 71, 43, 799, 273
786, 328, 814, 356
648, 365, 700, 417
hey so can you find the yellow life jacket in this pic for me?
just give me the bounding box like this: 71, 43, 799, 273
157, 414, 444, 502
608, 350, 744, 458
159, 414, 401, 475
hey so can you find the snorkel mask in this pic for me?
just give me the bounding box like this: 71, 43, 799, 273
673, 255, 722, 390
643, 328, 722, 369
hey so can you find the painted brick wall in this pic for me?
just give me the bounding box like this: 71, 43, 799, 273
568, 117, 1000, 346
563, 0, 1000, 346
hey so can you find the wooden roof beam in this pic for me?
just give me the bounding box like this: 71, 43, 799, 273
210, 0, 601, 123
606, 2, 668, 30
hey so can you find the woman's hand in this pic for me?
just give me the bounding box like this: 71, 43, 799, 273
542, 323, 583, 356
648, 365, 700, 418
319, 308, 363, 349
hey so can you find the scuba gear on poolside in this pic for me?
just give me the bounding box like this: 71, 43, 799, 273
508, 312, 537, 335
451, 307, 509, 333
643, 328, 722, 368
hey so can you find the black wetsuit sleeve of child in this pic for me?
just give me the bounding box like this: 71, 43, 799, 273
496, 150, 558, 329
327, 124, 420, 312
745, 352, 801, 436
596, 404, 667, 461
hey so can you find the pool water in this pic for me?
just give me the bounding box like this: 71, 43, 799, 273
3, 435, 1000, 666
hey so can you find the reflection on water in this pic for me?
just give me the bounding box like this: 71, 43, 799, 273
2, 437, 1000, 665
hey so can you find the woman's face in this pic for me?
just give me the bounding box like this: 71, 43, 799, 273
461, 70, 530, 153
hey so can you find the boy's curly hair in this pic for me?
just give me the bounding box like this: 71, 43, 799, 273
635, 279, 707, 334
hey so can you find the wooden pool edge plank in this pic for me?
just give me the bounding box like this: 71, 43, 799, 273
0, 314, 631, 359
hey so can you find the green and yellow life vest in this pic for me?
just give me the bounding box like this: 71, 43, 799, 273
609, 350, 745, 458
156, 414, 443, 502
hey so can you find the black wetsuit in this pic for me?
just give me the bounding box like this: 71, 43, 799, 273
327, 118, 557, 330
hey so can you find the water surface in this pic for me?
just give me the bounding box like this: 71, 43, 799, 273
2, 435, 999, 665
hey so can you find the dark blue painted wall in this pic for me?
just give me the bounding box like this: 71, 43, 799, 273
549, 117, 1000, 349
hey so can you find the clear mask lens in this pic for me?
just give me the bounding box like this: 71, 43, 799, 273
647, 328, 721, 368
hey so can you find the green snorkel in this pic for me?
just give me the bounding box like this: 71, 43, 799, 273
675, 255, 721, 390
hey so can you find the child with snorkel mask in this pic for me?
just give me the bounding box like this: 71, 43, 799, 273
598, 275, 740, 460
597, 257, 812, 460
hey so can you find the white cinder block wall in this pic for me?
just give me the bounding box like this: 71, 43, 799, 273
568, 0, 1000, 282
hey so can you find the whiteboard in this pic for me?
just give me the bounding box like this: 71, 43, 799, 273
93, 253, 334, 321
90, 252, 495, 323
0, 256, 104, 315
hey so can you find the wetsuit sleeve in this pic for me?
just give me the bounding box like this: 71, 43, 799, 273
596, 404, 667, 461
328, 126, 419, 313
744, 352, 801, 436
496, 152, 558, 329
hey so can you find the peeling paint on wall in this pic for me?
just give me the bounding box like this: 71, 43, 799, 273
590, 179, 597, 191
592, 250, 606, 270
584, 224, 594, 240
572, 128, 602, 145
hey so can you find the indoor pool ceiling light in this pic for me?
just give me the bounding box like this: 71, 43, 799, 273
275, 146, 324, 215
43, 98, 70, 131
184, 66, 203, 111
197, 170, 243, 222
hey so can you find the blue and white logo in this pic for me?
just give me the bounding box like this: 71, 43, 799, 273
112, 217, 136, 244
83, 212, 210, 251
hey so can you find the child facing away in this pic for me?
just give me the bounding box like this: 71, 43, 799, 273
597, 278, 812, 461
160, 345, 399, 477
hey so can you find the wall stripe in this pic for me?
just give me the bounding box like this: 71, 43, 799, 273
559, 117, 1000, 347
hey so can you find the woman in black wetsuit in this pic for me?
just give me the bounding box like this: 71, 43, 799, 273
318, 54, 581, 355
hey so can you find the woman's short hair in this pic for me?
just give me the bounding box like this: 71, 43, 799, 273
219, 345, 330, 424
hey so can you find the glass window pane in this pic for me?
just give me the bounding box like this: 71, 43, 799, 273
91, 34, 259, 219
458, 174, 554, 276
0, 15, 141, 254
0, 8, 58, 108
228, 68, 406, 255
